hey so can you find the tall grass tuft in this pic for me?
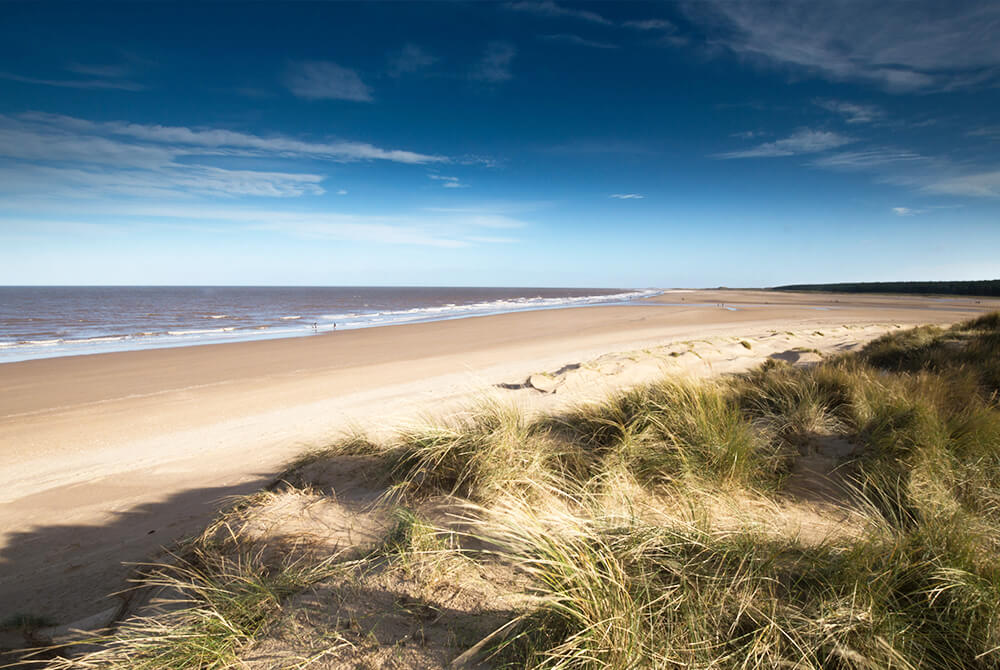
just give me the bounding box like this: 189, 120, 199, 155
378, 400, 582, 502
551, 380, 786, 490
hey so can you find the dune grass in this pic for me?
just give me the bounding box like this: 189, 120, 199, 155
28, 313, 1000, 669
486, 495, 1000, 670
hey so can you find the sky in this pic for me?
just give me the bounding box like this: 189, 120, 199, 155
1, 1, 998, 288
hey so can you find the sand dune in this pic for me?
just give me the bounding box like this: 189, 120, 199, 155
1, 289, 997, 627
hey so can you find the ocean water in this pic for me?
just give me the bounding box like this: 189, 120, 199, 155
0, 286, 659, 363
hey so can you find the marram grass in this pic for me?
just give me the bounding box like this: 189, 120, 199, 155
482, 493, 1000, 670
30, 543, 349, 669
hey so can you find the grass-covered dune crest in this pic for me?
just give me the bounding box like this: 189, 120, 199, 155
10, 313, 1000, 669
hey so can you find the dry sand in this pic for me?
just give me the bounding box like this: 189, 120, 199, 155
1, 289, 997, 627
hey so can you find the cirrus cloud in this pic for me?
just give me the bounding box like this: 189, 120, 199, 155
284, 61, 372, 101
715, 129, 853, 159
0, 112, 450, 200
682, 0, 1000, 92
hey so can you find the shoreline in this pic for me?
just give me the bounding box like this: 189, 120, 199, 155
0, 288, 660, 365
2, 289, 999, 625
2, 287, 988, 366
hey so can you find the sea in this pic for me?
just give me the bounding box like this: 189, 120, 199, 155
0, 286, 661, 364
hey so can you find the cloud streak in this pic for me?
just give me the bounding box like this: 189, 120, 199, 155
811, 148, 929, 171
12, 112, 446, 164
540, 34, 618, 49
716, 129, 853, 159
1, 203, 528, 249
815, 99, 884, 124
0, 112, 449, 200
429, 175, 468, 188
968, 126, 1000, 141
506, 1, 612, 25
924, 170, 1000, 198
808, 144, 1000, 199
624, 19, 676, 31
0, 71, 144, 91
509, 1, 677, 35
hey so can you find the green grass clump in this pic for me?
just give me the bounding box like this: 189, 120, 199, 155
549, 380, 785, 490
377, 401, 583, 502
736, 359, 858, 440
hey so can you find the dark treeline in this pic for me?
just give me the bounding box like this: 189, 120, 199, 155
774, 280, 1000, 297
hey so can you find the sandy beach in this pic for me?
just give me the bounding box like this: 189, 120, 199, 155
2, 289, 997, 627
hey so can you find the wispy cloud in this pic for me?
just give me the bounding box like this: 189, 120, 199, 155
624, 19, 676, 31
65, 62, 134, 78
284, 61, 372, 101
0, 162, 325, 200
610, 193, 644, 199
0, 71, 144, 91
968, 126, 1000, 141
540, 34, 618, 49
815, 99, 885, 124
715, 129, 853, 159
0, 112, 448, 200
682, 0, 1000, 92
471, 42, 517, 82
811, 148, 928, 170
622, 17, 687, 45
508, 2, 681, 46
387, 44, 439, 77
892, 207, 924, 216
506, 1, 612, 25
0, 202, 529, 248
809, 145, 1000, 199
924, 170, 1000, 198
15, 112, 445, 164
429, 174, 468, 188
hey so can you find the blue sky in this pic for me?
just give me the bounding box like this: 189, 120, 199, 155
1, 1, 998, 287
